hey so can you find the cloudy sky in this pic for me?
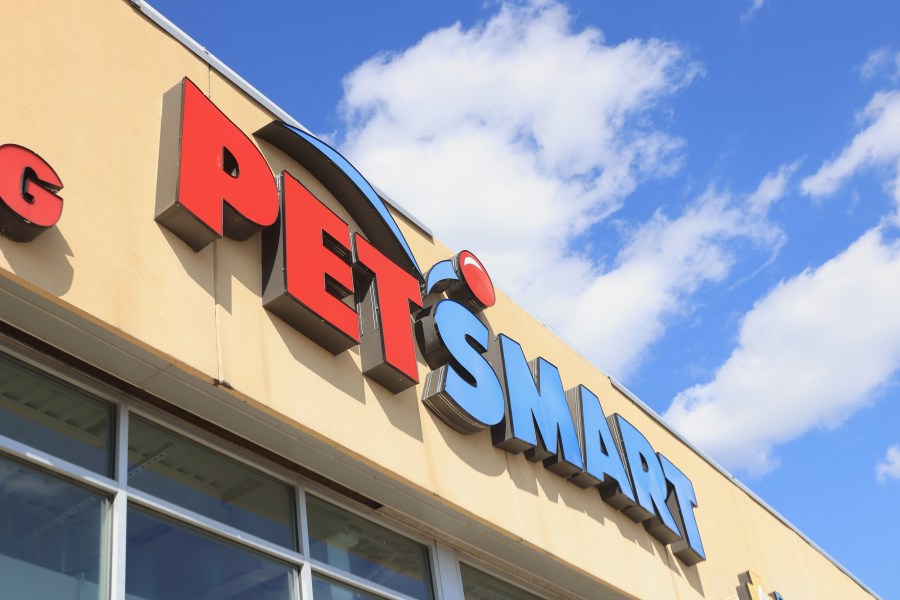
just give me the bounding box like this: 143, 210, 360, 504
149, 0, 898, 595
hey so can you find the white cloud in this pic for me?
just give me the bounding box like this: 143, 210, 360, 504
338, 0, 788, 377
665, 227, 900, 476
800, 90, 900, 222
741, 0, 767, 23
860, 48, 890, 81
547, 170, 790, 378
876, 445, 900, 483
747, 161, 799, 214
339, 0, 700, 283
859, 47, 900, 81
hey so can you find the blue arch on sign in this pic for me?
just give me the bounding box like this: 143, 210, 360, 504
255, 122, 421, 279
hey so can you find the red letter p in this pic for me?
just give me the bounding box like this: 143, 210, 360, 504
156, 78, 278, 251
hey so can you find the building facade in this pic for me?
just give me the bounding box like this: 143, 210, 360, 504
0, 1, 879, 599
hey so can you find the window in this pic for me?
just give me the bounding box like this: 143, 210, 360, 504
128, 415, 296, 549
460, 563, 544, 600
312, 575, 386, 600
125, 507, 295, 600
307, 495, 434, 599
0, 451, 108, 599
0, 346, 564, 600
0, 353, 114, 475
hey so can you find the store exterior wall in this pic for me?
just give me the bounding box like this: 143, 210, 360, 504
0, 1, 878, 599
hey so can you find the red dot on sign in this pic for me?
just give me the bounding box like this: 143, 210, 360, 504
458, 251, 495, 308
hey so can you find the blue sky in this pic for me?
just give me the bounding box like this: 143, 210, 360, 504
148, 0, 899, 595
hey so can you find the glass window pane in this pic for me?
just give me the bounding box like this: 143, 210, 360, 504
128, 415, 296, 549
0, 454, 107, 600
125, 506, 294, 600
312, 575, 385, 600
460, 563, 544, 600
0, 354, 114, 475
307, 495, 433, 600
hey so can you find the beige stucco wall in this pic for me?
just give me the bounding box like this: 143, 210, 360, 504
0, 1, 875, 599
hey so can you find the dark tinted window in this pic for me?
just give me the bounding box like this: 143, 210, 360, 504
461, 563, 544, 600
126, 507, 294, 600
0, 355, 114, 475
307, 495, 433, 600
128, 415, 296, 549
0, 455, 107, 599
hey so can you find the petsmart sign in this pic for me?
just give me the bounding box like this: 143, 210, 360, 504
0, 76, 706, 566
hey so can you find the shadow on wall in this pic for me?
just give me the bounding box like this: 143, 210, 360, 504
422, 409, 509, 479
266, 312, 367, 406
153, 82, 217, 302
367, 376, 425, 443
0, 226, 74, 297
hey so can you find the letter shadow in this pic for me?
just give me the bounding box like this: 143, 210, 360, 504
367, 374, 425, 443
1, 226, 74, 297
266, 312, 367, 405
422, 408, 509, 479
